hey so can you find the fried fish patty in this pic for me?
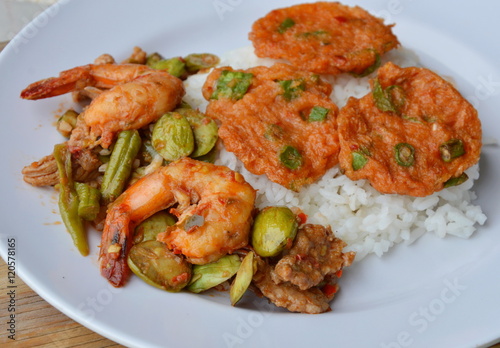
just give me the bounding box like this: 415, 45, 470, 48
249, 2, 399, 75
338, 62, 482, 197
202, 63, 340, 191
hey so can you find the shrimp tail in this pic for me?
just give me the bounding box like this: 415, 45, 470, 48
99, 206, 134, 287
21, 65, 94, 100
20, 63, 153, 100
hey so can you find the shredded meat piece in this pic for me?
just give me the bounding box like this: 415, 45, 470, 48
272, 224, 355, 290
22, 147, 102, 186
67, 115, 95, 152
252, 257, 331, 314
121, 46, 147, 65
94, 53, 116, 65
22, 154, 59, 186
75, 147, 101, 171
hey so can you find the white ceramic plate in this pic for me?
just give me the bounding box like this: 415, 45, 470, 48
1, 0, 499, 347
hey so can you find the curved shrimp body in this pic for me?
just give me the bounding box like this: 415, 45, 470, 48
75, 71, 184, 149
99, 157, 256, 287
21, 64, 185, 150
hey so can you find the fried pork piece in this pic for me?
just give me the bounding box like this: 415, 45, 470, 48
202, 63, 340, 191
252, 224, 355, 314
338, 62, 482, 196
22, 148, 101, 186
272, 224, 355, 291
249, 2, 399, 75
253, 257, 333, 314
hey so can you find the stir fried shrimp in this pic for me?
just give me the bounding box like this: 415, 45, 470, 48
20, 64, 185, 150
249, 2, 399, 75
100, 158, 256, 287
338, 62, 482, 196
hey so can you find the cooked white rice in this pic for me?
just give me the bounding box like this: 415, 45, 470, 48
183, 46, 487, 261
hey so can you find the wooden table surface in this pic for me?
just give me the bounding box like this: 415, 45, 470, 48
0, 260, 124, 347
1, 40, 499, 348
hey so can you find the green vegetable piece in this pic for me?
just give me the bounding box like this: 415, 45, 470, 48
279, 145, 303, 170
423, 115, 438, 123
230, 251, 255, 306
74, 182, 101, 221
53, 143, 89, 256
152, 112, 194, 161
57, 109, 78, 138
101, 130, 142, 204
178, 100, 193, 109
352, 151, 369, 171
297, 30, 330, 39
152, 57, 187, 78
394, 143, 415, 167
133, 211, 176, 244
211, 70, 253, 100
373, 78, 395, 113
402, 114, 422, 124
351, 49, 381, 77
443, 172, 469, 188
146, 52, 163, 68
278, 17, 295, 33
184, 53, 220, 73
176, 108, 218, 157
439, 139, 465, 162
264, 124, 284, 141
308, 106, 330, 122
251, 206, 299, 258
278, 79, 306, 101
373, 78, 406, 114
128, 240, 192, 292
187, 255, 241, 293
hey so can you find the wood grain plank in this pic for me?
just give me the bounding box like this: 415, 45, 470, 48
0, 260, 124, 347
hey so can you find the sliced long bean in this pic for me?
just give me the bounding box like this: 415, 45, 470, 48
53, 143, 89, 256
101, 130, 142, 204
75, 182, 101, 221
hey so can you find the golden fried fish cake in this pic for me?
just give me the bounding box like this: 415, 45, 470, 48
202, 63, 340, 191
338, 62, 482, 197
249, 2, 399, 75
